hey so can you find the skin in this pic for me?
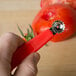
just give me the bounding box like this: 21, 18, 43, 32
32, 4, 76, 42
41, 0, 76, 9
0, 32, 40, 76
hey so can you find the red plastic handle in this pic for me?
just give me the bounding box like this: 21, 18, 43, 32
11, 29, 53, 70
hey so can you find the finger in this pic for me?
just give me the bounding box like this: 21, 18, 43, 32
0, 32, 24, 61
0, 32, 24, 76
14, 52, 40, 76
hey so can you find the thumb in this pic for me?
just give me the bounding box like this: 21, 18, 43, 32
14, 52, 40, 76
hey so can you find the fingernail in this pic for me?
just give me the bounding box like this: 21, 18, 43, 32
33, 52, 40, 64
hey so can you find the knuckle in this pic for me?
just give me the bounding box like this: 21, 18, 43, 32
3, 32, 15, 44
1, 32, 18, 49
4, 32, 15, 39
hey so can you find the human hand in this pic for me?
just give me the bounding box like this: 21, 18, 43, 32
0, 32, 40, 76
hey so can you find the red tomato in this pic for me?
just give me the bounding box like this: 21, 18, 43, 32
41, 0, 76, 9
32, 4, 76, 42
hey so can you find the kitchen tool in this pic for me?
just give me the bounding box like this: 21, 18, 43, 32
11, 20, 65, 70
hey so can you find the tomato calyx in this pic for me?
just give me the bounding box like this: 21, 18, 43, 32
17, 20, 65, 42
50, 20, 65, 35
17, 25, 35, 41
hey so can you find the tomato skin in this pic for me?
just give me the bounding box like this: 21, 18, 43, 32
40, 0, 76, 9
32, 4, 76, 42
